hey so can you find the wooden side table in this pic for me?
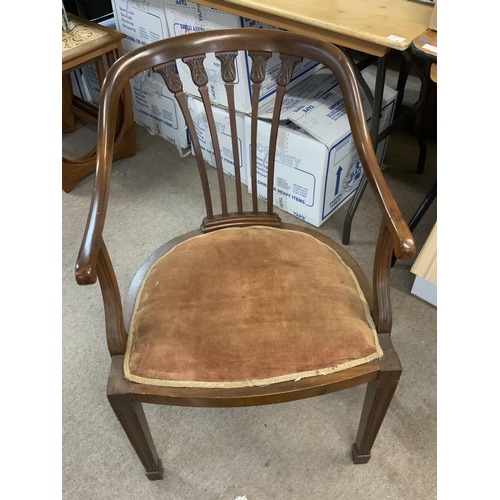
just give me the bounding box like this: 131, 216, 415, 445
62, 14, 136, 193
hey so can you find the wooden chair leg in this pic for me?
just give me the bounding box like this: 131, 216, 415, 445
107, 394, 164, 480
107, 356, 163, 479
62, 74, 76, 134
352, 334, 402, 464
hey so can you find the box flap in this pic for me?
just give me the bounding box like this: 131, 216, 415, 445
286, 70, 397, 149
257, 68, 336, 120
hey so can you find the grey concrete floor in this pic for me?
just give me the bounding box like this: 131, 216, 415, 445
62, 75, 437, 499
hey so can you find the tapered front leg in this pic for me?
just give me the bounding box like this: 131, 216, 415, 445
352, 334, 402, 463
107, 356, 163, 480
108, 394, 164, 480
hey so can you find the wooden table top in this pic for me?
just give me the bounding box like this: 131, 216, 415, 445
62, 14, 125, 72
194, 0, 434, 56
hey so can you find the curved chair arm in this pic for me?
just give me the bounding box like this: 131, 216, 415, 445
326, 55, 415, 261
313, 42, 416, 334
350, 135, 415, 261
75, 42, 173, 285
75, 65, 125, 285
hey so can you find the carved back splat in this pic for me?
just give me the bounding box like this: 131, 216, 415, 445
154, 47, 303, 232
155, 61, 214, 219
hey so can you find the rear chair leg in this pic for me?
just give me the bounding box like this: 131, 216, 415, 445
108, 394, 164, 480
352, 337, 402, 463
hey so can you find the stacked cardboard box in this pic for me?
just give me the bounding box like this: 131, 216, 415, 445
163, 0, 320, 112
110, 0, 190, 148
108, 0, 320, 149
111, 0, 169, 53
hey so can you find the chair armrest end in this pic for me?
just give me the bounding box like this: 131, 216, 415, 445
75, 247, 99, 285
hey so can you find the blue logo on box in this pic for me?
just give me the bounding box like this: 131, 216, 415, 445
343, 159, 362, 192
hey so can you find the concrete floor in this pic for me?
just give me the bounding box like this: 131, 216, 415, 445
62, 71, 437, 499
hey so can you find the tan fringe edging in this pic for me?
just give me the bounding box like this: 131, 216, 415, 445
124, 226, 383, 389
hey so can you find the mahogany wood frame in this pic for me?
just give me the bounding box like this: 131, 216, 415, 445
75, 29, 415, 480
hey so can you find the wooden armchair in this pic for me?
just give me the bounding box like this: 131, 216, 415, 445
75, 29, 415, 480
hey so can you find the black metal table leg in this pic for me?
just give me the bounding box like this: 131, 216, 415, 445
395, 55, 410, 114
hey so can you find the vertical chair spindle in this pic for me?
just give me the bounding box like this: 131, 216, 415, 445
154, 61, 215, 220
216, 51, 244, 215
266, 54, 302, 214
248, 51, 272, 214
183, 54, 229, 217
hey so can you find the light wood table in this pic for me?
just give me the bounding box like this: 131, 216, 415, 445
193, 0, 433, 56
191, 0, 434, 243
62, 14, 136, 193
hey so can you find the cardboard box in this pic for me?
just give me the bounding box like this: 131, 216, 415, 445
257, 69, 340, 121
163, 0, 321, 113
246, 71, 397, 227
69, 63, 106, 105
130, 69, 190, 149
110, 0, 170, 54
81, 63, 105, 104
110, 1, 189, 147
187, 96, 248, 185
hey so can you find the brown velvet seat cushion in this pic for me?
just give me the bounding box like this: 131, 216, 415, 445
124, 227, 382, 388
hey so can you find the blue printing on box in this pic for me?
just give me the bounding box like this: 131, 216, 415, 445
288, 166, 316, 207
132, 78, 191, 147
114, 1, 167, 47
321, 98, 396, 221
132, 82, 181, 131
199, 128, 244, 177
254, 150, 317, 208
